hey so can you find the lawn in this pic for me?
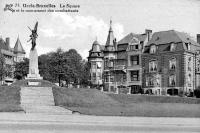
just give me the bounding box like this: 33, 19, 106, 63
1, 80, 200, 117
0, 79, 56, 112
0, 85, 23, 112
53, 86, 200, 117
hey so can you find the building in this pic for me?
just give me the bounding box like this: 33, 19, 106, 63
88, 20, 150, 94
88, 40, 104, 88
116, 30, 151, 94
0, 36, 26, 84
142, 30, 200, 95
88, 21, 200, 95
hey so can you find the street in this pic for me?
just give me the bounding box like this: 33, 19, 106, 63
0, 113, 199, 133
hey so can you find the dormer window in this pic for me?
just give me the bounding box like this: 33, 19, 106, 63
150, 45, 156, 54
185, 43, 190, 50
170, 43, 176, 51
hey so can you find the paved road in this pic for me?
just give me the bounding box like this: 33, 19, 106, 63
0, 112, 199, 133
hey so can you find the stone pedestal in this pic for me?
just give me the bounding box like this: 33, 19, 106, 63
26, 48, 43, 80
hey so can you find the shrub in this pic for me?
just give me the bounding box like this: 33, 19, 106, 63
194, 89, 200, 98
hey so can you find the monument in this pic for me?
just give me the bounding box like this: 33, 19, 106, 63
26, 22, 42, 80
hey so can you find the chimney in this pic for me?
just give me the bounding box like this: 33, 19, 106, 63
145, 29, 152, 41
5, 37, 10, 48
197, 34, 200, 44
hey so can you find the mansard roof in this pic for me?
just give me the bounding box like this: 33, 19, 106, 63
147, 30, 199, 46
14, 37, 26, 54
144, 30, 200, 53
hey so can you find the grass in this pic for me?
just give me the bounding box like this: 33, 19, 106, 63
109, 93, 200, 104
1, 79, 200, 117
0, 79, 56, 112
53, 86, 200, 117
0, 85, 23, 112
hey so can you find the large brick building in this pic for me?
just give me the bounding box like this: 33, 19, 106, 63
0, 36, 25, 84
142, 30, 200, 95
88, 22, 200, 95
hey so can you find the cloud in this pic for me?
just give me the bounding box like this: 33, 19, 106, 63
39, 13, 124, 59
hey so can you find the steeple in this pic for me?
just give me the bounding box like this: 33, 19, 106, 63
14, 36, 26, 54
105, 19, 115, 46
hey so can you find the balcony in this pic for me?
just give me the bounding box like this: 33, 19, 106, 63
110, 65, 126, 73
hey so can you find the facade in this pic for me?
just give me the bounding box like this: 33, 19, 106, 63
88, 40, 104, 88
88, 20, 150, 94
142, 30, 200, 95
88, 22, 200, 95
0, 36, 26, 84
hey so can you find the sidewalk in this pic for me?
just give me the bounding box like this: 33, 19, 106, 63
0, 112, 200, 127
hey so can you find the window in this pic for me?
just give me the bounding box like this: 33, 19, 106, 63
147, 77, 154, 86
169, 58, 176, 70
130, 55, 139, 65
130, 45, 139, 51
123, 74, 126, 82
97, 62, 101, 69
155, 75, 161, 86
170, 43, 176, 51
149, 60, 157, 72
109, 61, 114, 67
169, 75, 176, 86
135, 45, 138, 49
92, 73, 96, 81
110, 76, 114, 82
188, 74, 192, 87
131, 71, 139, 81
104, 59, 109, 68
188, 57, 192, 71
185, 43, 190, 50
105, 76, 109, 82
150, 45, 156, 53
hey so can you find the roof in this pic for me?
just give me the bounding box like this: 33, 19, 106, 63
90, 40, 101, 52
105, 20, 115, 46
118, 33, 147, 45
88, 40, 104, 58
0, 37, 9, 51
14, 37, 26, 54
147, 30, 199, 46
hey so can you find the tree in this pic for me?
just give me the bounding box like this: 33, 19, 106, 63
48, 48, 66, 86
14, 58, 29, 80
0, 53, 6, 84
80, 60, 90, 86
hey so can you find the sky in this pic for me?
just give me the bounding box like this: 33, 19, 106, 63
0, 0, 200, 59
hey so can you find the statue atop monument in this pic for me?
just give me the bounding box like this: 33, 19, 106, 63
28, 22, 38, 51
